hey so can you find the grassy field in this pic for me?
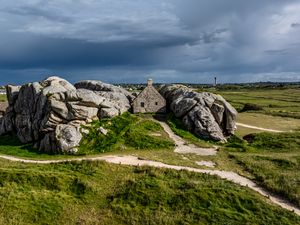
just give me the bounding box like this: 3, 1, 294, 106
223, 131, 300, 208
0, 159, 299, 225
194, 87, 300, 209
235, 112, 300, 137
0, 94, 6, 102
211, 88, 300, 119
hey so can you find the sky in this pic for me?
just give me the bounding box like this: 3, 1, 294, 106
1, 0, 300, 85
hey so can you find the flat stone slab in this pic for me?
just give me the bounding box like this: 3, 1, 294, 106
174, 144, 217, 156
196, 161, 216, 168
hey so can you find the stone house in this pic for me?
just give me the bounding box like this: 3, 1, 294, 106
132, 79, 166, 113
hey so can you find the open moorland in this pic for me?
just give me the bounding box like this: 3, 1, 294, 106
0, 86, 300, 224
208, 86, 300, 208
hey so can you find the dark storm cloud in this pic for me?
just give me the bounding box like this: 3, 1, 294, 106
291, 23, 300, 28
1, 0, 300, 84
0, 32, 186, 69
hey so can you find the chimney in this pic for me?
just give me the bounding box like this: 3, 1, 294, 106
147, 78, 153, 86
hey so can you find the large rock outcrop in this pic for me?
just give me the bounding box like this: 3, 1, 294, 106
74, 80, 133, 118
0, 77, 132, 153
160, 85, 237, 142
0, 102, 8, 118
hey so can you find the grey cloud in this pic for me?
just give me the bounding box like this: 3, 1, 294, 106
291, 23, 300, 28
0, 0, 300, 84
264, 49, 288, 55
3, 5, 72, 23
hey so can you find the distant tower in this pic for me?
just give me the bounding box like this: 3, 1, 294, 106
147, 78, 153, 86
214, 77, 217, 86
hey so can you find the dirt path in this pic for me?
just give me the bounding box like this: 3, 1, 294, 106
0, 154, 299, 215
156, 120, 217, 155
236, 122, 283, 133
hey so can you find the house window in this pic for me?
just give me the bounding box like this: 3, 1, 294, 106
155, 102, 158, 105
141, 102, 145, 107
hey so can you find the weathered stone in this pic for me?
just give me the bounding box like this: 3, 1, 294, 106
99, 107, 119, 118
0, 102, 8, 118
96, 91, 131, 113
171, 97, 197, 117
189, 104, 225, 141
41, 76, 76, 95
0, 76, 131, 154
74, 80, 134, 102
211, 102, 225, 124
6, 85, 20, 105
68, 120, 87, 127
80, 127, 90, 135
55, 124, 82, 153
159, 84, 237, 141
65, 89, 105, 108
38, 132, 57, 153
97, 126, 108, 135
49, 99, 69, 120
67, 103, 98, 120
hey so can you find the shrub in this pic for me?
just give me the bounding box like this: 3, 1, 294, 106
241, 103, 263, 112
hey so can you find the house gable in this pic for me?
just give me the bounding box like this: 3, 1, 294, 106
132, 80, 166, 113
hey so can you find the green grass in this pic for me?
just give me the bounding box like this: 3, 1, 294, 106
0, 94, 6, 102
0, 159, 299, 225
224, 132, 300, 207
0, 135, 77, 159
231, 153, 300, 208
79, 112, 174, 154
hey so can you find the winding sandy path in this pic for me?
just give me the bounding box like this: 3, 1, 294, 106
236, 123, 283, 133
156, 120, 217, 155
0, 154, 299, 215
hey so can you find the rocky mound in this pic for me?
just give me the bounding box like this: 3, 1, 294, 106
159, 85, 237, 141
0, 76, 133, 153
0, 102, 8, 118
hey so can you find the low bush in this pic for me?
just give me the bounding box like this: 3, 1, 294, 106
248, 132, 300, 151
241, 103, 263, 112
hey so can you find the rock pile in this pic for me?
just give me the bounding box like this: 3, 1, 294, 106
159, 84, 237, 142
0, 76, 133, 153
